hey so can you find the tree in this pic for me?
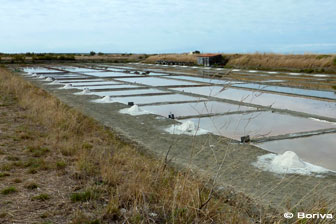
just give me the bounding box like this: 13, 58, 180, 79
90, 51, 96, 56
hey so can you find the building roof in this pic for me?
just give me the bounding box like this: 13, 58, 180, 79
197, 53, 222, 57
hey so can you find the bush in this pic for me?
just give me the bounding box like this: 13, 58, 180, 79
90, 51, 96, 56
333, 57, 336, 65
13, 55, 25, 62
98, 52, 104, 56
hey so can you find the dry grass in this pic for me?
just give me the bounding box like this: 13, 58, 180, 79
0, 67, 254, 223
144, 54, 198, 64
143, 53, 336, 73
224, 53, 336, 72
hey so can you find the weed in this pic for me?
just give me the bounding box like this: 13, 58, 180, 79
25, 182, 38, 190
56, 161, 67, 170
6, 155, 20, 161
1, 186, 17, 195
70, 189, 99, 202
32, 193, 51, 201
13, 178, 22, 183
1, 163, 13, 171
27, 146, 49, 157
334, 57, 336, 65
0, 172, 10, 178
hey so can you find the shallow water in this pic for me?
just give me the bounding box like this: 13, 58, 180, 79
257, 133, 336, 171
171, 86, 336, 118
184, 111, 336, 140
23, 67, 61, 73
232, 83, 336, 100
68, 81, 120, 86
72, 84, 138, 90
54, 66, 102, 73
107, 94, 205, 105
165, 75, 240, 85
83, 71, 142, 78
80, 88, 169, 97
115, 77, 203, 86
142, 101, 254, 118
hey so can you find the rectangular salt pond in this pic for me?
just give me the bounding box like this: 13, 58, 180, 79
107, 94, 205, 105
68, 81, 120, 86
54, 66, 102, 73
184, 111, 336, 140
141, 101, 255, 118
115, 77, 203, 86
83, 71, 142, 77
171, 86, 336, 118
232, 83, 336, 100
51, 79, 105, 83
257, 133, 336, 171
80, 88, 169, 97
71, 84, 138, 90
24, 67, 61, 73
165, 75, 239, 85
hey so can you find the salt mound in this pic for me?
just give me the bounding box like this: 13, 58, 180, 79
119, 105, 150, 116
253, 151, 331, 176
75, 88, 91, 95
38, 75, 45, 79
165, 120, 208, 136
62, 84, 73, 89
93, 96, 114, 103
31, 73, 37, 77
45, 77, 54, 82
271, 151, 306, 169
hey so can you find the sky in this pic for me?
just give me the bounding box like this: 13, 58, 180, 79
0, 0, 335, 54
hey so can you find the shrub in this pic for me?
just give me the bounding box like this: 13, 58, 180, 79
333, 57, 336, 65
90, 51, 96, 56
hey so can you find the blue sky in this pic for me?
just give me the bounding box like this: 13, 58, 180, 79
1, 0, 335, 54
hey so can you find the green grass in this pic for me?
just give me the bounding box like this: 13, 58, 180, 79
70, 190, 94, 202
27, 146, 49, 157
1, 186, 17, 195
0, 172, 10, 178
32, 193, 50, 201
334, 57, 336, 65
56, 161, 67, 170
25, 182, 38, 190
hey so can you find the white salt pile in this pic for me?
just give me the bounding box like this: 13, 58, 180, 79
75, 88, 91, 95
31, 73, 37, 77
38, 75, 45, 79
119, 105, 151, 116
62, 84, 73, 89
93, 96, 114, 103
253, 151, 331, 176
45, 77, 54, 82
165, 120, 208, 136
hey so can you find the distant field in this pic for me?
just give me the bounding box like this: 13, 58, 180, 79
1, 52, 336, 73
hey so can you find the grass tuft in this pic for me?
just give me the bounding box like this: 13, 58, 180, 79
32, 193, 51, 201
0, 172, 10, 178
25, 182, 38, 190
70, 191, 93, 202
1, 186, 17, 195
